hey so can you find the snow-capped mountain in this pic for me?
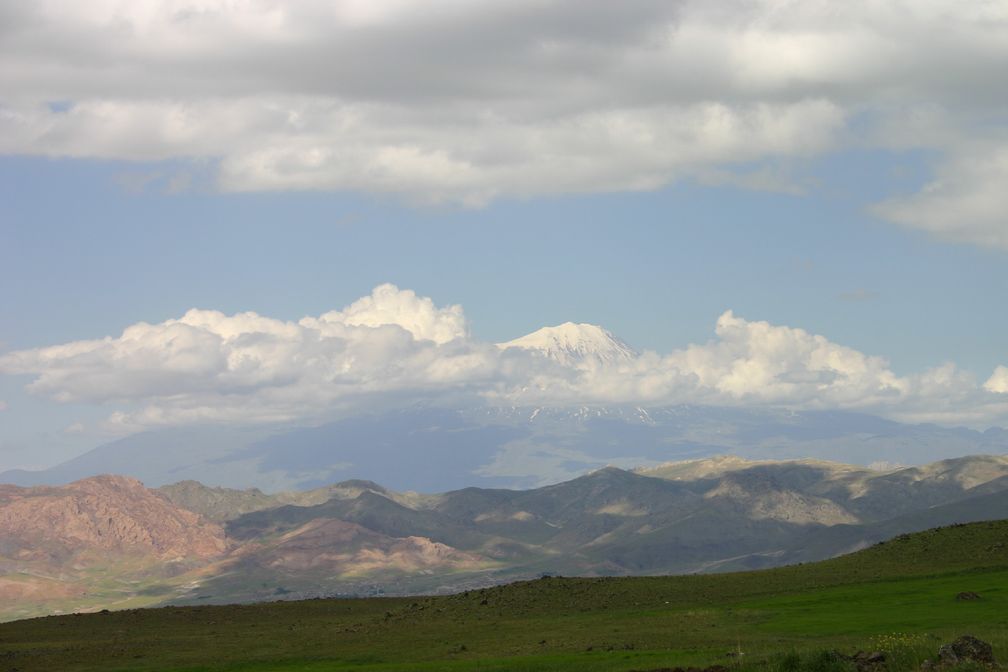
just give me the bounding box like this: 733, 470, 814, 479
498, 322, 638, 366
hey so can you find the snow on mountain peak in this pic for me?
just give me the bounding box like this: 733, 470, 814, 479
498, 322, 638, 366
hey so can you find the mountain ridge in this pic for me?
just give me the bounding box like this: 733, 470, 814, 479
4, 452, 1008, 620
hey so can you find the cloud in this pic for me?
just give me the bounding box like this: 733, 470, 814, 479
986, 366, 1008, 394
0, 284, 505, 429
2, 284, 1007, 430
0, 400, 6, 411
873, 143, 1008, 250
680, 310, 905, 404
0, 1, 1005, 223
302, 284, 468, 345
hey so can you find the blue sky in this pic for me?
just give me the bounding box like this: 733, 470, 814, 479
1, 1, 1007, 471
3, 152, 1004, 371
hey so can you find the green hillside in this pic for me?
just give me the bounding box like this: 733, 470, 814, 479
1, 521, 1006, 672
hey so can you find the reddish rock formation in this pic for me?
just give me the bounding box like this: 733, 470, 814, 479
0, 475, 227, 562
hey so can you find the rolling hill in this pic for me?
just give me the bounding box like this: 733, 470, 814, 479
1, 520, 1006, 672
3, 453, 1008, 621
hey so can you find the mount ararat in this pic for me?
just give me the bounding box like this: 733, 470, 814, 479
5, 321, 1007, 493
4, 404, 1006, 493
499, 321, 639, 366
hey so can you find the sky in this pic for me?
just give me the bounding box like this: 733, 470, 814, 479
1, 0, 1007, 471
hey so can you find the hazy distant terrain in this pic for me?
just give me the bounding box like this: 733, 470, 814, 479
3, 405, 1007, 492
2, 453, 1008, 620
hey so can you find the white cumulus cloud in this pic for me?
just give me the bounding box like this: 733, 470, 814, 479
673, 310, 905, 404
303, 283, 468, 345
0, 285, 506, 428
2, 285, 1007, 430
986, 366, 1008, 394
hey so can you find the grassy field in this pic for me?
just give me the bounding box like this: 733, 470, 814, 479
1, 521, 1006, 672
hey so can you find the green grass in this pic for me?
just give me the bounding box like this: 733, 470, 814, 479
1, 521, 1007, 672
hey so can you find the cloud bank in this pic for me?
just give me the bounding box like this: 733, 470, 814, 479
2, 284, 1006, 432
1, 1, 1006, 245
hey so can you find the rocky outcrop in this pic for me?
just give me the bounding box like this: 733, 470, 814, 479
937, 635, 996, 667
0, 475, 227, 561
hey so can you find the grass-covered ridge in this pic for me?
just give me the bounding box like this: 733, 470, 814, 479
1, 521, 1006, 672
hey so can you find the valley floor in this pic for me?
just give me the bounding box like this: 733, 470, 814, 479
1, 522, 1006, 672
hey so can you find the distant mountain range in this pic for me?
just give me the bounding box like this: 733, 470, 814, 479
4, 405, 1007, 493
2, 453, 1008, 620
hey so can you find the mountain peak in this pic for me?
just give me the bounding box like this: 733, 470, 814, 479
498, 322, 638, 366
